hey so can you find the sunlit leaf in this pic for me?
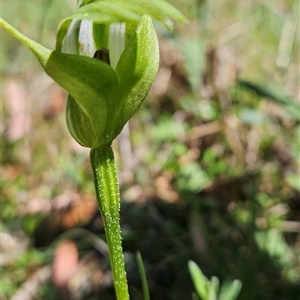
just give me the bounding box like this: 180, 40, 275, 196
218, 280, 242, 300
207, 276, 219, 300
188, 260, 209, 300
286, 174, 300, 192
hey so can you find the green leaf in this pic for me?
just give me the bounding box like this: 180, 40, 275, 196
207, 276, 219, 300
238, 108, 267, 125
285, 174, 300, 192
188, 260, 209, 300
218, 280, 242, 300
180, 35, 206, 92
255, 229, 291, 260
136, 252, 150, 300
178, 162, 210, 192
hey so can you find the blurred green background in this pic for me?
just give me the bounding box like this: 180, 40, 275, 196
1, 0, 299, 299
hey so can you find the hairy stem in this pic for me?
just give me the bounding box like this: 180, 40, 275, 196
90, 144, 129, 300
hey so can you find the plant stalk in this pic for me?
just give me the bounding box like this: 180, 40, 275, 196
90, 144, 129, 300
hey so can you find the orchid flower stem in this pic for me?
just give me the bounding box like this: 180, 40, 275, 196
90, 144, 129, 300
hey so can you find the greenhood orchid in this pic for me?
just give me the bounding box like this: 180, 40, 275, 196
61, 14, 160, 148
56, 0, 187, 148
1, 0, 187, 148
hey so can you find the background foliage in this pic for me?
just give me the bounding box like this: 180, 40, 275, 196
1, 0, 299, 299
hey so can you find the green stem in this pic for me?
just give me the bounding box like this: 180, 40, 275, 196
90, 144, 129, 300
136, 252, 150, 300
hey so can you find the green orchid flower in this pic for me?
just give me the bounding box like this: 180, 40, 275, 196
1, 0, 187, 149
60, 14, 159, 148
56, 0, 187, 148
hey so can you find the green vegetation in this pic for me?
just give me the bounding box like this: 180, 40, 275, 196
1, 0, 299, 299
